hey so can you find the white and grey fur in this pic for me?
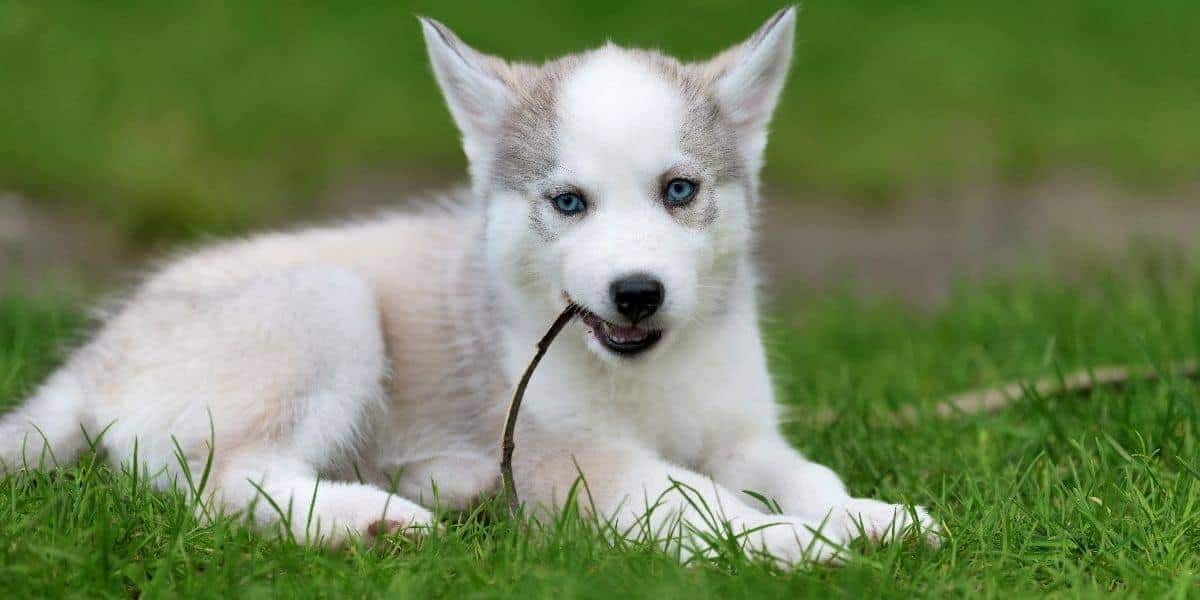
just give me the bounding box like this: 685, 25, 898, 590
0, 8, 938, 565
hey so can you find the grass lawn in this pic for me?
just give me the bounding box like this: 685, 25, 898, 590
2, 257, 1199, 596
3, 1, 1199, 241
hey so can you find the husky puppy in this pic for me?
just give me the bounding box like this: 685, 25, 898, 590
1, 8, 937, 564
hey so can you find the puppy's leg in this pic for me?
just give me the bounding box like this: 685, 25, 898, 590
513, 423, 844, 566
396, 452, 499, 511
85, 265, 433, 545
704, 433, 940, 545
0, 369, 91, 474
213, 451, 433, 545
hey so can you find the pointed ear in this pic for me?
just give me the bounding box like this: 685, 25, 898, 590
704, 7, 796, 166
419, 17, 512, 169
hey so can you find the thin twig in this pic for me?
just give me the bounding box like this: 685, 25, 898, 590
808, 359, 1199, 428
501, 303, 581, 518
910, 359, 1199, 425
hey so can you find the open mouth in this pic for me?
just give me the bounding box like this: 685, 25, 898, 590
576, 307, 663, 356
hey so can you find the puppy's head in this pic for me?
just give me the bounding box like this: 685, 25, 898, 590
421, 8, 795, 361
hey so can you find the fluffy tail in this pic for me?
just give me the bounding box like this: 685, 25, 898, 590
0, 369, 91, 474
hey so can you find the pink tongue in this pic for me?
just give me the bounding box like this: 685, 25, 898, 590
607, 323, 649, 343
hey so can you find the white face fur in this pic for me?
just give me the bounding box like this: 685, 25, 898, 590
421, 8, 795, 361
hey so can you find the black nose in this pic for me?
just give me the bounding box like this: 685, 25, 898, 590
610, 275, 665, 324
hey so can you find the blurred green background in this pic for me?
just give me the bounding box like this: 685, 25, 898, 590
1, 0, 1198, 244
5, 3, 1200, 593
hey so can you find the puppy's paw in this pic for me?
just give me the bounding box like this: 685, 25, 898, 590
312, 495, 437, 547
739, 515, 847, 567
366, 511, 438, 542
840, 498, 941, 547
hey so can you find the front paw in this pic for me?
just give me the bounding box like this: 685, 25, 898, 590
738, 515, 847, 566
840, 498, 941, 547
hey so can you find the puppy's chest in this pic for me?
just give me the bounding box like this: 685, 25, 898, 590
575, 376, 737, 465
630, 402, 712, 464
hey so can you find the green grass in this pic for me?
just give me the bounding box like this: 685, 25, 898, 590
3, 258, 1200, 596
2, 0, 1199, 242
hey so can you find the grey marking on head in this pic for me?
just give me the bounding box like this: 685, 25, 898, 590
662, 189, 721, 230
489, 46, 752, 239
697, 198, 720, 228
490, 56, 582, 192
527, 197, 558, 242
631, 50, 747, 185
635, 50, 745, 230
491, 47, 747, 192
488, 57, 582, 241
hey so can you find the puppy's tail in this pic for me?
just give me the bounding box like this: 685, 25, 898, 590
0, 368, 92, 475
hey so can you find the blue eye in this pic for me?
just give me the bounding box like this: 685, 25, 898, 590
664, 178, 697, 206
552, 192, 586, 215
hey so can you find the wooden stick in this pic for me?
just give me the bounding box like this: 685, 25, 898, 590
500, 303, 581, 518
808, 359, 1199, 428
910, 359, 1199, 424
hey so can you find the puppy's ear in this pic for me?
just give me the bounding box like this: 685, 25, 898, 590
420, 17, 512, 172
702, 7, 796, 170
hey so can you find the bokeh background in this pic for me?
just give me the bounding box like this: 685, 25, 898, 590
2, 0, 1199, 300
3, 4, 1200, 594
